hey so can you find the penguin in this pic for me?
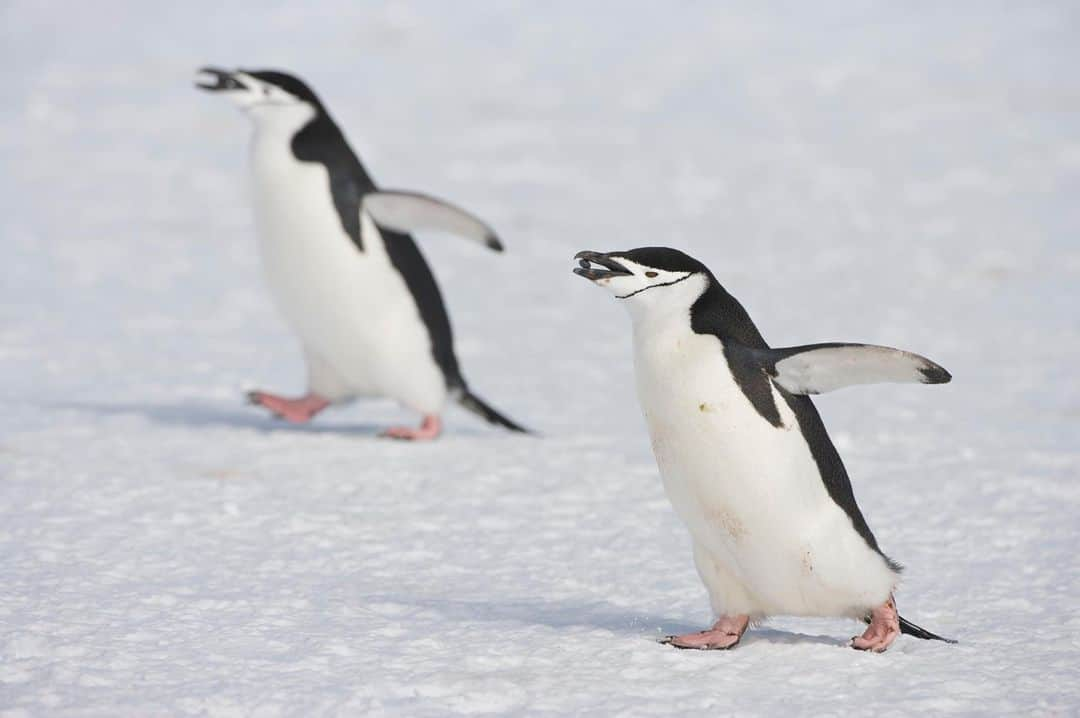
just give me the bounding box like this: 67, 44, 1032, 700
196, 67, 527, 439
573, 247, 955, 652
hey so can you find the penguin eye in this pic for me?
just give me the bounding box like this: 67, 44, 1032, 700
645, 271, 658, 278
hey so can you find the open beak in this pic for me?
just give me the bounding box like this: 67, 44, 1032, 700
195, 66, 245, 92
573, 250, 632, 280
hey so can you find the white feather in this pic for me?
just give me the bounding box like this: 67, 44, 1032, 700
247, 111, 447, 414
629, 308, 897, 620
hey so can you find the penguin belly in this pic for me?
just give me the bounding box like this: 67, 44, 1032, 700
248, 145, 447, 414
634, 328, 897, 619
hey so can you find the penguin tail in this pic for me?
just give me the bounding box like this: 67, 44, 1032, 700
453, 387, 531, 433
898, 615, 957, 644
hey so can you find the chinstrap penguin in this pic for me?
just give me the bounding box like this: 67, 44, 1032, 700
574, 247, 955, 652
196, 67, 527, 439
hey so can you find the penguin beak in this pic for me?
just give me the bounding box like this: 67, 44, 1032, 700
195, 67, 245, 92
574, 251, 632, 281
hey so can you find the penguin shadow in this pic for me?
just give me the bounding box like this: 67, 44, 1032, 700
365, 594, 841, 647
364, 594, 673, 637
738, 626, 841, 649
45, 399, 504, 438
44, 399, 385, 436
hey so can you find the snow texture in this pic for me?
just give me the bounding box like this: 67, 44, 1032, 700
2, 2, 1079, 715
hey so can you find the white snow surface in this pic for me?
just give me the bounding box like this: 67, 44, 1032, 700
2, 2, 1079, 715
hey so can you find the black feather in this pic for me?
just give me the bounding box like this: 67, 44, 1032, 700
919, 363, 953, 384
456, 390, 530, 433
249, 69, 526, 432
688, 272, 901, 571
898, 615, 957, 643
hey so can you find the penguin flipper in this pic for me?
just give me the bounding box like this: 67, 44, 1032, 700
361, 190, 503, 251
758, 343, 951, 395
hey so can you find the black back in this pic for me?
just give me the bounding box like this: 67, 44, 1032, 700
249, 70, 465, 390
684, 265, 899, 571
247, 70, 326, 108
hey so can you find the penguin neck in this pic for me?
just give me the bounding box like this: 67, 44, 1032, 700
625, 276, 771, 351
626, 274, 709, 343
249, 106, 317, 182
248, 103, 319, 147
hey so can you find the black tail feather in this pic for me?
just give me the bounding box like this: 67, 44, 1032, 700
455, 388, 530, 433
898, 615, 957, 644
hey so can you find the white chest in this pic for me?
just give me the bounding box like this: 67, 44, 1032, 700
249, 133, 354, 273
242, 131, 443, 407
631, 320, 826, 554
629, 317, 901, 616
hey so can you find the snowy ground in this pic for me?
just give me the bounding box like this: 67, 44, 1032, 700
3, 2, 1079, 715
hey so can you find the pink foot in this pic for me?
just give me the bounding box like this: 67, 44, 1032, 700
852, 595, 900, 653
662, 614, 750, 650
248, 391, 330, 424
380, 414, 442, 441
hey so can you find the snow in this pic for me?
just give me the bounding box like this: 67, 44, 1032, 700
2, 1, 1079, 715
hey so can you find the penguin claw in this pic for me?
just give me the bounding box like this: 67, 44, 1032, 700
658, 635, 711, 650
246, 390, 330, 424
658, 616, 749, 651
851, 595, 900, 652
379, 415, 443, 441
660, 635, 741, 651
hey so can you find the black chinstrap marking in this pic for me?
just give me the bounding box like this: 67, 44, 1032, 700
616, 272, 693, 299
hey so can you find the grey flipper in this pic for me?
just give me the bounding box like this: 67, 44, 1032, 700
757, 343, 951, 396
361, 190, 503, 251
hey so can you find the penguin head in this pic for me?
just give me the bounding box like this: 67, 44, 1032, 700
574, 247, 711, 314
196, 67, 322, 127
